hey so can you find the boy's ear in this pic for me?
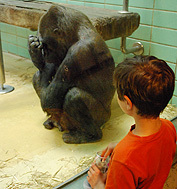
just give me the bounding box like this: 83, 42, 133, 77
124, 95, 133, 110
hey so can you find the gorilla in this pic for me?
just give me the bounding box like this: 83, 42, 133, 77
28, 5, 115, 143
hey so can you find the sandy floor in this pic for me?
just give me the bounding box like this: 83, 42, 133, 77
0, 53, 176, 188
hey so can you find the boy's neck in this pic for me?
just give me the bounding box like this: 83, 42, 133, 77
132, 116, 161, 137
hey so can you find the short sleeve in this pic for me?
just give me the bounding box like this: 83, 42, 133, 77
105, 160, 137, 189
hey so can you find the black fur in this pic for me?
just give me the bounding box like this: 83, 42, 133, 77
28, 5, 115, 143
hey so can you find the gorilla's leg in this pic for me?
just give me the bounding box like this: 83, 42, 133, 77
32, 71, 55, 129
33, 71, 41, 97
33, 67, 61, 130
61, 87, 111, 143
32, 62, 56, 95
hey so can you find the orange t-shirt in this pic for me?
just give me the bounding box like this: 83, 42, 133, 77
105, 118, 176, 189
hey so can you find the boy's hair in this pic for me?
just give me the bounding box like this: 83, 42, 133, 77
114, 55, 175, 118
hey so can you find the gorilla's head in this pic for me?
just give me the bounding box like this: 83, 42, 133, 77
38, 5, 92, 66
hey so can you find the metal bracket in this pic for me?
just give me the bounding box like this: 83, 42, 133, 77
0, 84, 14, 94
121, 37, 144, 55
119, 0, 144, 56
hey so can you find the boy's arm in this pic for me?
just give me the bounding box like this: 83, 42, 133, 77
101, 142, 117, 161
94, 182, 105, 189
87, 164, 106, 189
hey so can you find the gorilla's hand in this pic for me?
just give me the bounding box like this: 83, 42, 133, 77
28, 35, 45, 70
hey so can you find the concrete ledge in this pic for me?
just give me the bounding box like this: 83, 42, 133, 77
0, 0, 140, 40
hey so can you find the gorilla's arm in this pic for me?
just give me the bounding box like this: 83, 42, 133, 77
40, 39, 99, 110
28, 35, 45, 71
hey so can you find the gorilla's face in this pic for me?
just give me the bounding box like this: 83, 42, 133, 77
38, 30, 68, 66
39, 34, 57, 64
38, 5, 79, 66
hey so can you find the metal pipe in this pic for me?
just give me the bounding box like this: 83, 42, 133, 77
0, 31, 14, 94
0, 32, 5, 90
120, 0, 144, 55
123, 0, 129, 11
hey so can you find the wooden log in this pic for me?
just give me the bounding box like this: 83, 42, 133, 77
0, 0, 140, 40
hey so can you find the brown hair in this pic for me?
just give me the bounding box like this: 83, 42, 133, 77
114, 56, 175, 118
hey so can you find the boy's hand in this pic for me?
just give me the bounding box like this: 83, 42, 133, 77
87, 163, 106, 188
101, 142, 117, 161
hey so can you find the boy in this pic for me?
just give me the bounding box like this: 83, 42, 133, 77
87, 56, 176, 188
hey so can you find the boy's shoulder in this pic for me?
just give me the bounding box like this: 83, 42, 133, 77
113, 119, 176, 163
160, 118, 176, 134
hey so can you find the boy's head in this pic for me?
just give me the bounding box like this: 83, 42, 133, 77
114, 55, 175, 118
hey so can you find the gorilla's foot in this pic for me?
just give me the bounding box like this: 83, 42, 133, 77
62, 131, 102, 144
43, 118, 64, 131
57, 124, 64, 132
43, 118, 55, 129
